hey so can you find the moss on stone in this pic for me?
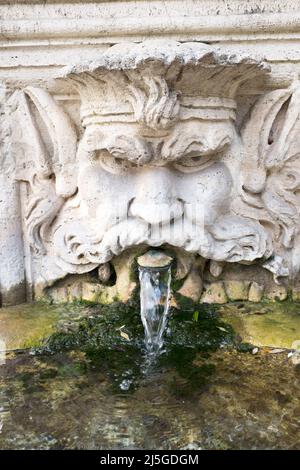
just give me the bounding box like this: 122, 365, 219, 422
200, 282, 228, 304
0, 302, 60, 350
225, 280, 250, 301
171, 276, 185, 292
34, 296, 238, 392
220, 300, 300, 349
37, 297, 236, 359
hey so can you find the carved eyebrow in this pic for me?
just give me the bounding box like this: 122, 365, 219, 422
162, 133, 231, 160
181, 138, 210, 156
101, 134, 152, 164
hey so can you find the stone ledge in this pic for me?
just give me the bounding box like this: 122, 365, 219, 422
1, 3, 299, 83
2, 9, 300, 44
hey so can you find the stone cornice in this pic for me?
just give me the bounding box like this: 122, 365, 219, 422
2, 12, 300, 43
0, 1, 300, 93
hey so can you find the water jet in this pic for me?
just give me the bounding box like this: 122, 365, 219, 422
137, 250, 173, 355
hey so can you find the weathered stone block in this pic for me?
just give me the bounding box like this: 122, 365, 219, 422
68, 283, 82, 302
292, 287, 300, 301
49, 287, 69, 304
201, 282, 228, 304
225, 281, 250, 301
178, 268, 203, 302
248, 282, 264, 302
81, 282, 103, 303
265, 285, 288, 302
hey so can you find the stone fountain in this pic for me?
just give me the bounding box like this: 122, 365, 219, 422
1, 39, 300, 307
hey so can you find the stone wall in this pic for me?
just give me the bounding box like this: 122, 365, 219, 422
2, 1, 300, 306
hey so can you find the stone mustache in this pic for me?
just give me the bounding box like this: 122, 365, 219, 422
9, 41, 300, 293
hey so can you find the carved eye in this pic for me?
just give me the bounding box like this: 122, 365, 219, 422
99, 152, 136, 174
174, 154, 214, 173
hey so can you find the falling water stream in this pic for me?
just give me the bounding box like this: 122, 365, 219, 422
139, 265, 172, 356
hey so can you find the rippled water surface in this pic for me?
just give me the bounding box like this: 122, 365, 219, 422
0, 347, 300, 450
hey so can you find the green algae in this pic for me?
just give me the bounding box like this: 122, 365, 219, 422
0, 301, 99, 351
220, 301, 300, 349
31, 297, 236, 393
2, 297, 300, 355
0, 303, 60, 350
159, 346, 216, 398
38, 298, 236, 356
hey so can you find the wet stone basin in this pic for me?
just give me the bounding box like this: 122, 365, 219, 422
220, 301, 300, 349
0, 300, 299, 449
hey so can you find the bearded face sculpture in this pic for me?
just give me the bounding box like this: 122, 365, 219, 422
73, 109, 236, 260
13, 40, 300, 295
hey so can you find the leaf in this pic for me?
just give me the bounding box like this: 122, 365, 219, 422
269, 348, 285, 354
217, 326, 227, 332
116, 325, 125, 331
120, 331, 130, 341
193, 311, 199, 322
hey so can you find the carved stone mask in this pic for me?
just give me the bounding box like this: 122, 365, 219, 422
51, 42, 269, 276
15, 40, 280, 287
75, 107, 235, 253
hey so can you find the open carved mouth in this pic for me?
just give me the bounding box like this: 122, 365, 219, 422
98, 243, 199, 288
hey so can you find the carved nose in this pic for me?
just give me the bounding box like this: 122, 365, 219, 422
129, 167, 183, 225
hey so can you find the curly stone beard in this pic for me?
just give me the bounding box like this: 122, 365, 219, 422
53, 213, 271, 275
